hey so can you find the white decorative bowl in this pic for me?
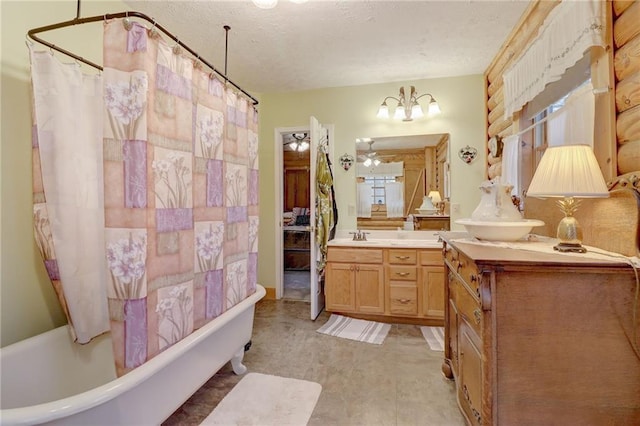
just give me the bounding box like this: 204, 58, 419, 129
417, 208, 437, 215
455, 218, 545, 242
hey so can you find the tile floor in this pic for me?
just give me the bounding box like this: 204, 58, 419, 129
164, 299, 465, 426
283, 270, 311, 301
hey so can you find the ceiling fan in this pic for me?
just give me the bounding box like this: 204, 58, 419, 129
357, 140, 381, 167
284, 132, 309, 152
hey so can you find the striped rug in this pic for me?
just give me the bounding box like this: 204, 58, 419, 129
317, 314, 391, 344
420, 326, 445, 351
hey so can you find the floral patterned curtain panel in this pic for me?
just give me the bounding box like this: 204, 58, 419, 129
103, 19, 259, 376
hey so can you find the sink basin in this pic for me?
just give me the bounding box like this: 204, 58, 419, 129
455, 218, 545, 242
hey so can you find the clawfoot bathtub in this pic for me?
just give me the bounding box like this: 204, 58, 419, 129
0, 285, 266, 425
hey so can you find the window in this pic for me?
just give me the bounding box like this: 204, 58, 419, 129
363, 176, 396, 205
531, 78, 591, 168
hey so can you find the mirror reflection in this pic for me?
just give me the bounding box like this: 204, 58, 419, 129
355, 134, 450, 231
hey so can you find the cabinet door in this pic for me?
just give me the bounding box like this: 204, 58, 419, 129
325, 262, 355, 312
459, 319, 483, 426
355, 264, 385, 314
421, 265, 445, 318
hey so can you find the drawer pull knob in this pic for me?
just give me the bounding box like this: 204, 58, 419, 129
396, 272, 410, 276
398, 298, 410, 304
396, 255, 410, 260
473, 309, 481, 324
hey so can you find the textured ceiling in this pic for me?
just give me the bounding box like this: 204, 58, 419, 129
125, 0, 530, 94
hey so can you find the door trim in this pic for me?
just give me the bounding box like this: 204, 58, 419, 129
273, 124, 335, 309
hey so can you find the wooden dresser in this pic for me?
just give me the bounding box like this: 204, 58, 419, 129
440, 232, 640, 425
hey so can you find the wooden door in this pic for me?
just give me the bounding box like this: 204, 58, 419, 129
283, 168, 310, 211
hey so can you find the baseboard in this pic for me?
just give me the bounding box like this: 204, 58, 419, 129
263, 287, 276, 300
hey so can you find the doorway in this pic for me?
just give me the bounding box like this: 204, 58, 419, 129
274, 119, 334, 320
282, 131, 312, 302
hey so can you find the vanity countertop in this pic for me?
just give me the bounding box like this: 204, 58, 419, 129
328, 237, 442, 249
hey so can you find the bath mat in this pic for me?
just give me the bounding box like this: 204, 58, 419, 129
420, 326, 445, 351
200, 373, 322, 425
316, 314, 391, 344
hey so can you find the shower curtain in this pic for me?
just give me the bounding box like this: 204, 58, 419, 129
30, 18, 259, 376
30, 49, 110, 344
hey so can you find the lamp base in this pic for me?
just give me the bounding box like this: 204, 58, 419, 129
553, 242, 587, 253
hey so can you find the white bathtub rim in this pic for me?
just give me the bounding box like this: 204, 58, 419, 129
1, 284, 266, 425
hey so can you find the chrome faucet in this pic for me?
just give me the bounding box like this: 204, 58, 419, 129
349, 230, 369, 241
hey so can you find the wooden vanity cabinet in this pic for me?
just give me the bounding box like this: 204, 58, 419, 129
441, 232, 640, 425
325, 248, 384, 314
326, 244, 444, 324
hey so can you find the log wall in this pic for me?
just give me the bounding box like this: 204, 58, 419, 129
483, 1, 560, 180
484, 0, 640, 183
613, 0, 640, 175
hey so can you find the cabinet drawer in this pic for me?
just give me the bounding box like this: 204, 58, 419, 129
452, 276, 482, 337
390, 285, 418, 315
445, 245, 480, 294
387, 266, 417, 281
388, 249, 417, 264
420, 250, 443, 266
327, 247, 383, 264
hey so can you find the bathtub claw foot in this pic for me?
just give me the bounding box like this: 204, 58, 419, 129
231, 348, 247, 375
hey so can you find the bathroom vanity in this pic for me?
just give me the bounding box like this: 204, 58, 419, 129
325, 232, 445, 325
440, 232, 640, 425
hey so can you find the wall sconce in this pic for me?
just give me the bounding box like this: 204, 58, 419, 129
527, 144, 609, 253
377, 86, 441, 122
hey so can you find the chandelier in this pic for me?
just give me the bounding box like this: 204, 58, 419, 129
286, 132, 309, 152
377, 86, 441, 122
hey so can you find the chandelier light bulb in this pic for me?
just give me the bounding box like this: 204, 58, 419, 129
428, 99, 441, 115
363, 158, 372, 167
411, 103, 424, 119
377, 102, 390, 119
393, 103, 405, 120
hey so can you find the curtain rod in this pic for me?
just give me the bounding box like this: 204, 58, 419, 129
27, 10, 259, 105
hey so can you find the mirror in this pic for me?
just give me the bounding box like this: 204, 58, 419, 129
355, 133, 450, 230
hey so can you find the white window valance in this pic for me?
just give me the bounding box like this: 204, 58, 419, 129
356, 161, 404, 177
503, 0, 605, 118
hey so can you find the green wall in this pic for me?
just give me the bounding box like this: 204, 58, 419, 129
257, 76, 487, 290
1, 0, 130, 347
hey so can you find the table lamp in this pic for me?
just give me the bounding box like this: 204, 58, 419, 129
428, 190, 444, 215
526, 144, 609, 253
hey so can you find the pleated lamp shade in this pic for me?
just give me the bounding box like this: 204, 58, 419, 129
527, 144, 609, 198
